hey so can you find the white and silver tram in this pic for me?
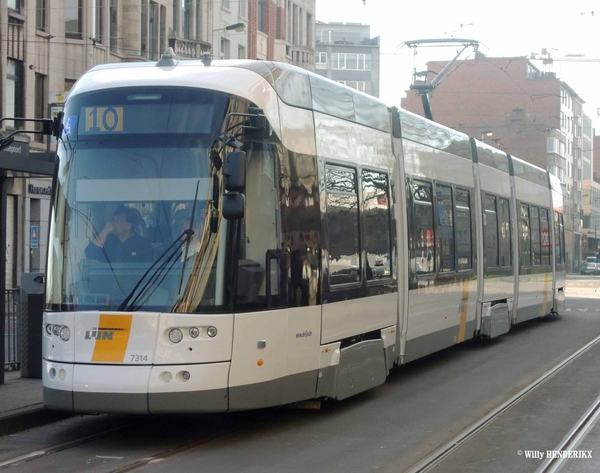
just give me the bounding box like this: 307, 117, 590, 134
42, 53, 566, 413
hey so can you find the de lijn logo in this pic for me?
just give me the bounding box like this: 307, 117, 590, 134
85, 327, 125, 341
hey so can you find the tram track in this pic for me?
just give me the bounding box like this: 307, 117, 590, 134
406, 330, 600, 473
536, 394, 600, 473
0, 417, 152, 469
0, 407, 269, 472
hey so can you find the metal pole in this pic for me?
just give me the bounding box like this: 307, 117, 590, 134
0, 172, 7, 384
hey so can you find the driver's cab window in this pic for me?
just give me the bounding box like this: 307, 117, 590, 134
235, 142, 280, 308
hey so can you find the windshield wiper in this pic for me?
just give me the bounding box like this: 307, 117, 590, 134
117, 181, 201, 312
177, 182, 201, 294
116, 228, 194, 311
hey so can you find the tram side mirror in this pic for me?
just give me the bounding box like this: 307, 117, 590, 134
222, 192, 245, 220
223, 151, 246, 192
245, 107, 272, 139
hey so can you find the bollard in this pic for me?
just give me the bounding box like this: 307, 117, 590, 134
20, 273, 45, 379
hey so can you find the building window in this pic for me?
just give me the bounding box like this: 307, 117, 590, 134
64, 79, 77, 92
142, 1, 162, 60
36, 0, 47, 31
238, 45, 246, 59
337, 81, 367, 93
173, 1, 179, 35
182, 0, 192, 39
332, 53, 371, 70
316, 52, 327, 64
93, 0, 104, 43
110, 0, 118, 52
65, 0, 83, 39
4, 59, 23, 129
8, 0, 20, 12
257, 0, 266, 33
239, 0, 248, 18
222, 0, 230, 9
195, 0, 202, 39
220, 37, 230, 59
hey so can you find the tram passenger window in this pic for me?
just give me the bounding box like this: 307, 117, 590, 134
436, 185, 454, 272
540, 208, 550, 265
484, 194, 499, 268
555, 212, 565, 265
362, 170, 391, 280
519, 204, 531, 267
412, 181, 434, 274
560, 213, 566, 264
455, 189, 472, 270
327, 166, 360, 285
498, 198, 512, 267
530, 206, 541, 265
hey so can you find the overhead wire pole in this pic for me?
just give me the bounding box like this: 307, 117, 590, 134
404, 38, 480, 121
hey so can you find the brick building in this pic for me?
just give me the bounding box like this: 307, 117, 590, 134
403, 55, 591, 272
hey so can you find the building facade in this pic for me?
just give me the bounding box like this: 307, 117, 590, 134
314, 22, 380, 97
1, 0, 315, 288
402, 56, 590, 272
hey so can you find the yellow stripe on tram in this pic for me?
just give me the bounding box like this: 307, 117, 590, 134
91, 314, 133, 363
458, 280, 470, 343
541, 272, 550, 316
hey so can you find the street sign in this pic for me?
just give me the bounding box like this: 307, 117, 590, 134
30, 225, 38, 249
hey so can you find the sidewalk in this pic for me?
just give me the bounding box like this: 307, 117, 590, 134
0, 371, 70, 435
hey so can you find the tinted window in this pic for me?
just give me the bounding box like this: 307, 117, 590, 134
327, 166, 360, 285
362, 170, 391, 281
412, 180, 434, 274
540, 208, 550, 265
520, 204, 531, 267
436, 184, 454, 272
484, 194, 499, 268
531, 206, 541, 265
455, 188, 472, 270
498, 198, 512, 267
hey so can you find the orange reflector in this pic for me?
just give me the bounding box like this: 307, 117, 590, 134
257, 360, 263, 366
324, 348, 329, 353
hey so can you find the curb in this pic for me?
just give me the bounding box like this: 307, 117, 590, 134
0, 405, 73, 436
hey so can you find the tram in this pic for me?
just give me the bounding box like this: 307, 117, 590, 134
42, 51, 566, 413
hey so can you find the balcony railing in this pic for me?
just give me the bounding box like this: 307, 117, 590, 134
168, 37, 212, 59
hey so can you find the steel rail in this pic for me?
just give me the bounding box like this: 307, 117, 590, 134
536, 395, 600, 473
0, 417, 150, 469
406, 331, 600, 473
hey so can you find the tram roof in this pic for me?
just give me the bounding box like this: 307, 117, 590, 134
77, 59, 391, 133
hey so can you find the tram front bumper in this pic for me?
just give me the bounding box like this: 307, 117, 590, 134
43, 360, 230, 414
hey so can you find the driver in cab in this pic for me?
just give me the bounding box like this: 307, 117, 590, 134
86, 205, 153, 263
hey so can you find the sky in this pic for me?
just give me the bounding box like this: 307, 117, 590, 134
315, 0, 600, 129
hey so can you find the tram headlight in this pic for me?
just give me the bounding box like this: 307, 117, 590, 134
59, 326, 71, 342
45, 324, 53, 336
189, 327, 200, 338
207, 326, 218, 338
52, 325, 61, 336
169, 328, 183, 344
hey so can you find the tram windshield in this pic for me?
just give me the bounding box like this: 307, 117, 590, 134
46, 86, 231, 312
